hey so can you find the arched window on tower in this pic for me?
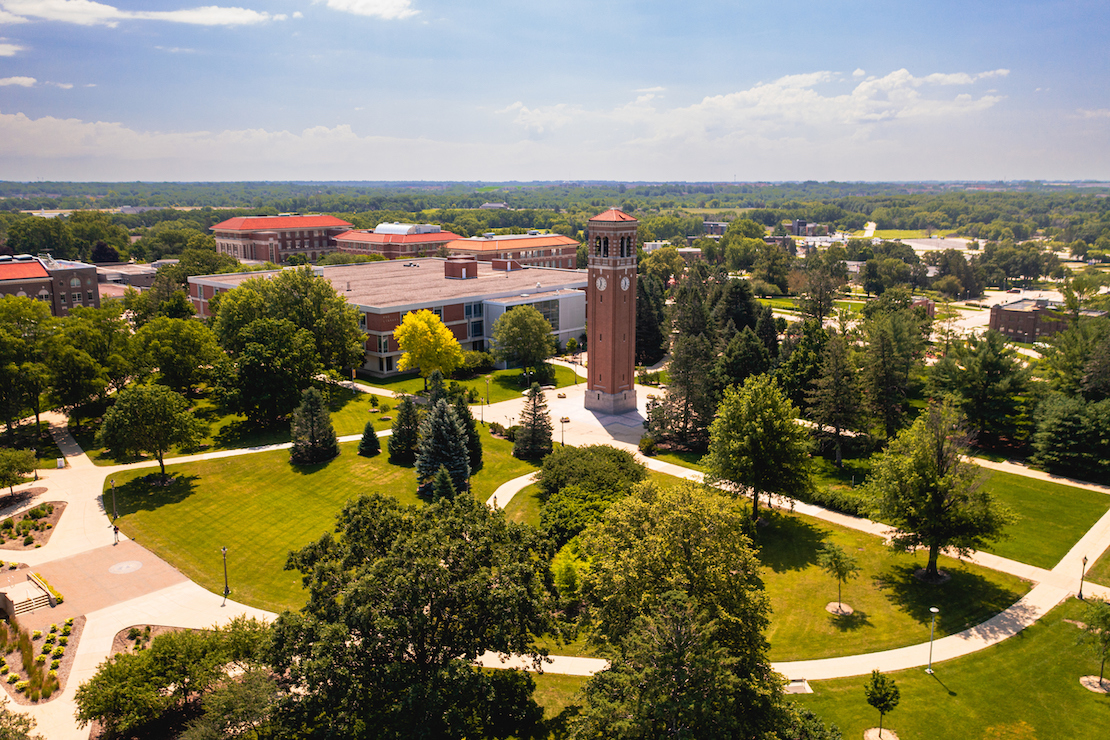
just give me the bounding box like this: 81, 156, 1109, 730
619, 236, 625, 258
602, 237, 609, 257
595, 236, 601, 255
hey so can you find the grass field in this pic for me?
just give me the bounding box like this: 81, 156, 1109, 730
531, 673, 588, 719
851, 229, 934, 240
109, 427, 538, 613
360, 365, 581, 405
1086, 547, 1110, 587
793, 599, 1110, 740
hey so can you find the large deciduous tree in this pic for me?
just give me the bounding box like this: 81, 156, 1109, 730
95, 383, 204, 479
491, 304, 556, 382
0, 449, 36, 495
132, 316, 225, 395
225, 318, 320, 424
704, 373, 813, 520
393, 309, 464, 383
866, 401, 1013, 581
273, 493, 551, 740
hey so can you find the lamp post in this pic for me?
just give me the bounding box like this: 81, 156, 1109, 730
221, 547, 229, 607
1080, 555, 1089, 600
926, 606, 940, 674
111, 479, 117, 521
561, 417, 567, 447
484, 375, 491, 424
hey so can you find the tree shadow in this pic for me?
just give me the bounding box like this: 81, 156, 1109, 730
289, 454, 342, 476
875, 562, 1028, 636
112, 474, 201, 517
211, 419, 290, 450
754, 512, 830, 573
830, 609, 873, 632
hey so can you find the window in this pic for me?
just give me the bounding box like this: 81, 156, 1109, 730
60, 294, 66, 303
69, 277, 82, 288
71, 292, 81, 304
87, 290, 93, 301
470, 320, 484, 338
602, 237, 609, 257
532, 299, 559, 331
431, 306, 443, 321
359, 313, 367, 331
377, 334, 390, 353
464, 302, 483, 319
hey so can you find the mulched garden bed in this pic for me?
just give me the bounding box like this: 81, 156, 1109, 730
0, 614, 85, 705
0, 501, 65, 550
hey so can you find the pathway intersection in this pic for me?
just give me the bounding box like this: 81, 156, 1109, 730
4, 372, 1110, 737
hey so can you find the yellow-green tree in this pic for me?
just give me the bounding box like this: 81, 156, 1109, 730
394, 310, 463, 383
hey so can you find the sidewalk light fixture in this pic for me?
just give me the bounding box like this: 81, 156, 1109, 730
222, 546, 229, 606
926, 606, 940, 674
111, 478, 117, 520
1080, 555, 1088, 600
561, 416, 568, 446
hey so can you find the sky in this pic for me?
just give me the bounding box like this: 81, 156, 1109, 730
0, 0, 1108, 183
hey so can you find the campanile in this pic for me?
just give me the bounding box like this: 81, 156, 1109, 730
585, 208, 638, 414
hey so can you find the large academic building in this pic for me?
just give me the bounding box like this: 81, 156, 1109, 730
0, 253, 100, 317
211, 215, 354, 263
188, 256, 586, 377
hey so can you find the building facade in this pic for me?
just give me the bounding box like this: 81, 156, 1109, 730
0, 254, 100, 316
989, 298, 1106, 342
210, 215, 353, 263
584, 208, 638, 414
442, 233, 579, 269
333, 223, 463, 260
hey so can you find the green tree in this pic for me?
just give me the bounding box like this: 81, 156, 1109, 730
866, 401, 1013, 580
704, 374, 813, 520
290, 387, 339, 465
63, 300, 132, 396
358, 420, 381, 456
132, 316, 225, 395
491, 305, 556, 382
0, 297, 56, 434
393, 309, 464, 384
0, 696, 41, 740
95, 384, 204, 479
655, 332, 717, 449
274, 493, 551, 740
816, 543, 861, 611
640, 245, 686, 286
860, 307, 923, 439
415, 399, 470, 494
806, 333, 860, 467
635, 274, 667, 366
754, 304, 780, 359
388, 396, 420, 464
536, 444, 647, 502
1082, 597, 1110, 689
864, 670, 899, 738
513, 383, 553, 460
179, 668, 278, 740
0, 449, 36, 495
453, 395, 482, 471
431, 464, 458, 501
46, 343, 107, 428
1031, 395, 1110, 485
777, 318, 829, 409
225, 318, 321, 424
714, 326, 770, 392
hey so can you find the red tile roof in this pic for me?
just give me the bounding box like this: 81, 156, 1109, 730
589, 208, 637, 222
211, 215, 353, 232
0, 261, 49, 281
334, 230, 462, 245
443, 234, 579, 252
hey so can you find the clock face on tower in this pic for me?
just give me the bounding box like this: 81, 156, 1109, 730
621, 276, 630, 291
595, 276, 607, 291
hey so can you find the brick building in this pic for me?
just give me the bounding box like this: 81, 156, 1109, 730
210, 215, 353, 263
443, 233, 579, 269
989, 298, 1106, 342
188, 257, 586, 378
0, 254, 100, 316
333, 223, 463, 260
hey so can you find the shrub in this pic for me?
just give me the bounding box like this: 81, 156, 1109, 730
34, 655, 45, 665
127, 627, 140, 640
32, 631, 41, 639
7, 562, 15, 570
380, 402, 392, 414
48, 624, 56, 634
50, 660, 59, 670
58, 636, 67, 646
65, 617, 73, 626
22, 536, 33, 546
43, 635, 54, 645
14, 681, 26, 692
61, 625, 71, 636
638, 435, 657, 456
6, 674, 16, 684
0, 519, 11, 530
489, 421, 506, 436
370, 394, 379, 408
0, 665, 7, 675
52, 647, 63, 658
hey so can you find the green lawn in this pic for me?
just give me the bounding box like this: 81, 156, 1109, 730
503, 483, 542, 528
357, 365, 582, 405
759, 511, 1031, 662
1086, 547, 1110, 588
851, 229, 933, 240
793, 599, 1110, 740
73, 387, 390, 466
109, 428, 538, 613
531, 672, 588, 719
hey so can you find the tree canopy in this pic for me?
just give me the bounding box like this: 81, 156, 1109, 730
95, 383, 203, 478
394, 309, 464, 381
491, 305, 556, 380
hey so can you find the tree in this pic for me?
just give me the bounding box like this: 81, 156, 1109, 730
806, 333, 860, 467
754, 304, 779, 359
1082, 597, 1110, 689
864, 670, 899, 738
491, 305, 556, 382
0, 449, 35, 495
0, 696, 41, 740
431, 465, 458, 500
513, 383, 553, 460
388, 396, 420, 464
536, 444, 647, 502
866, 401, 1013, 581
655, 332, 717, 449
95, 384, 204, 479
816, 544, 861, 612
1031, 395, 1110, 484
704, 374, 813, 520
860, 307, 923, 439
394, 309, 464, 383
358, 420, 381, 456
225, 318, 321, 424
635, 274, 667, 366
290, 387, 339, 465
64, 301, 133, 395
132, 316, 225, 395
415, 399, 470, 494
273, 493, 551, 739
47, 342, 107, 427
777, 318, 829, 409
714, 326, 770, 392
0, 296, 56, 442
453, 395, 482, 471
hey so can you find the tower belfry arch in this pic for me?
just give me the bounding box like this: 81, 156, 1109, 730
584, 208, 638, 415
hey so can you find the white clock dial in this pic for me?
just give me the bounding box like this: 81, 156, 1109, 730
595, 276, 607, 291
621, 276, 630, 291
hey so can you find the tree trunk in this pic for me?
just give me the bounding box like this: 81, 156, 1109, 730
838, 579, 842, 606
834, 423, 843, 468
926, 543, 941, 579
879, 711, 884, 737
751, 489, 760, 521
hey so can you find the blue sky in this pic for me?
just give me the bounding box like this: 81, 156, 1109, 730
0, 0, 1107, 182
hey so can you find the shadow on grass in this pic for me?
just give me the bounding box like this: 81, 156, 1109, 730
875, 562, 1027, 636
830, 610, 873, 632
113, 474, 201, 517
288, 454, 342, 476
211, 419, 289, 450
755, 512, 830, 573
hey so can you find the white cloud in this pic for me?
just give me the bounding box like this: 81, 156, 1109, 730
635, 86, 665, 93
293, 11, 302, 18
155, 46, 196, 53
46, 80, 71, 88
316, 0, 418, 21
498, 101, 580, 134
0, 1, 282, 27
0, 75, 34, 85
0, 7, 28, 23
852, 68, 865, 78
0, 38, 24, 55
1078, 109, 1110, 119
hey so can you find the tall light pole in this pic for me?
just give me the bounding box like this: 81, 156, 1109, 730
1080, 555, 1089, 600
484, 375, 491, 424
561, 417, 567, 447
111, 479, 117, 521
221, 547, 229, 607
926, 606, 940, 674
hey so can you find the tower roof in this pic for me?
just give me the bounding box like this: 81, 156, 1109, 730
589, 208, 637, 223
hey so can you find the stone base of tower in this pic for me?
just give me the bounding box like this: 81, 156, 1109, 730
584, 388, 638, 415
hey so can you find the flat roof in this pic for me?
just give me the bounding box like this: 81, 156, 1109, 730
190, 258, 587, 313
444, 234, 578, 252
335, 230, 462, 245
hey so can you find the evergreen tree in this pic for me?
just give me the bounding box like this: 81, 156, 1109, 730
514, 384, 553, 460
658, 333, 717, 449
388, 396, 420, 464
860, 309, 923, 439
416, 399, 470, 494
431, 465, 458, 500
714, 326, 770, 393
290, 387, 339, 465
776, 318, 829, 409
806, 333, 860, 467
452, 395, 483, 471
754, 304, 779, 360
358, 420, 381, 456
635, 275, 667, 366
711, 278, 761, 336
427, 369, 447, 406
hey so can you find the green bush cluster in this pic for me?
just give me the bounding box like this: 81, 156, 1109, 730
0, 504, 54, 545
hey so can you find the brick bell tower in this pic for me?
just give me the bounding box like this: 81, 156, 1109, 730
585, 208, 638, 414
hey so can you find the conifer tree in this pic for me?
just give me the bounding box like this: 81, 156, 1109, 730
513, 383, 553, 460
806, 333, 860, 467
431, 465, 458, 500
290, 387, 339, 464
427, 369, 447, 406
358, 420, 381, 456
635, 276, 667, 366
454, 396, 483, 471
388, 396, 420, 464
416, 399, 470, 494
714, 325, 770, 392
754, 304, 779, 360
